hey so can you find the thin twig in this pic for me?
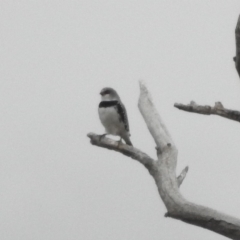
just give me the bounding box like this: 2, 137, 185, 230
177, 166, 189, 187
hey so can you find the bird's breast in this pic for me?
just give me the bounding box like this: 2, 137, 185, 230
98, 106, 123, 135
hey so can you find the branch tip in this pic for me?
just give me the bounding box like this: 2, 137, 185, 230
177, 166, 189, 187
138, 82, 175, 151
139, 80, 148, 93
190, 101, 196, 106
214, 102, 224, 109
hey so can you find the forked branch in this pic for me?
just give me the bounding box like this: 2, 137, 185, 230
87, 132, 187, 187
88, 82, 240, 239
137, 82, 240, 240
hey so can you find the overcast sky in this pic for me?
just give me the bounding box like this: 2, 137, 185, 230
0, 1, 240, 239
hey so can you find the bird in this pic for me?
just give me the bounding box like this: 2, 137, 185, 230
98, 87, 133, 146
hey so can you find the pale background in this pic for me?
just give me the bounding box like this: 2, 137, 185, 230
0, 1, 240, 239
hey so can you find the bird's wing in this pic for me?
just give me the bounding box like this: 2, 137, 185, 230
115, 102, 130, 132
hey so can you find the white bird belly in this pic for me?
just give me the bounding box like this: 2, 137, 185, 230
98, 107, 125, 136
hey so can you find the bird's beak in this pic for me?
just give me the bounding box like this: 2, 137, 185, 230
100, 90, 104, 96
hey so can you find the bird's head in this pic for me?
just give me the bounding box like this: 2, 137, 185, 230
100, 87, 120, 101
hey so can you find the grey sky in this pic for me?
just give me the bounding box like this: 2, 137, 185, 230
0, 1, 240, 239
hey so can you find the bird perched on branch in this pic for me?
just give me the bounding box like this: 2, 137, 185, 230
98, 87, 133, 146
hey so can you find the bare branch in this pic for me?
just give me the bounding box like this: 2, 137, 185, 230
87, 133, 240, 240
88, 132, 188, 186
137, 82, 240, 239
138, 80, 176, 156
88, 82, 240, 239
234, 15, 240, 77
87, 133, 157, 173
177, 166, 189, 187
174, 101, 240, 122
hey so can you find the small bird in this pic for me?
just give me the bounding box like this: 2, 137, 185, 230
98, 87, 133, 146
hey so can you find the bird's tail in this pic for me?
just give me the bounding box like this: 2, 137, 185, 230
123, 135, 133, 146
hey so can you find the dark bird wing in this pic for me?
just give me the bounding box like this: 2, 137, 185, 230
115, 101, 130, 132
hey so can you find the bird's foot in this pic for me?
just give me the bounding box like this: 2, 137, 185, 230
117, 138, 123, 147
99, 134, 107, 141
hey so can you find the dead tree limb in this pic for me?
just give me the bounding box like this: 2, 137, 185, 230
87, 132, 156, 174
234, 15, 240, 77
138, 81, 240, 239
88, 82, 240, 239
174, 101, 240, 122
176, 15, 240, 120
87, 132, 187, 188
88, 14, 240, 240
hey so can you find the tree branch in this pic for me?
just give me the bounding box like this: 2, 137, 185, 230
87, 132, 188, 187
138, 80, 175, 151
234, 15, 240, 77
137, 82, 240, 240
174, 101, 240, 122
88, 82, 240, 239
175, 14, 240, 122
87, 132, 157, 174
